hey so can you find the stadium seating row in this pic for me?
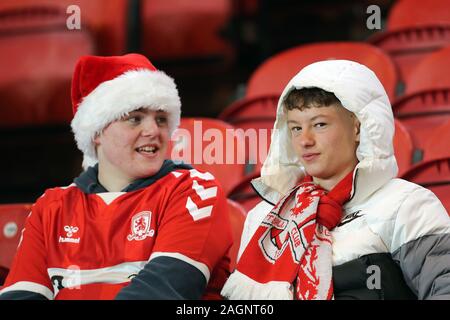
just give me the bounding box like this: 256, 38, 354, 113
370, 0, 450, 85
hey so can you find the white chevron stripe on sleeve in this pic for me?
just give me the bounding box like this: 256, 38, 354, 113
189, 169, 214, 181
186, 197, 213, 221
171, 171, 183, 178
192, 180, 217, 200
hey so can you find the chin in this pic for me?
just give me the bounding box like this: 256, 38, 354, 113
131, 169, 158, 180
304, 165, 325, 178
132, 163, 164, 179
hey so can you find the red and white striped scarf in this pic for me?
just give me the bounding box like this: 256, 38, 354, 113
221, 171, 353, 300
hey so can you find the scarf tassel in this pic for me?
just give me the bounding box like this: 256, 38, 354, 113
221, 270, 293, 300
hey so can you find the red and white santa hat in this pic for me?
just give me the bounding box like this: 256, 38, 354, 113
70, 53, 181, 169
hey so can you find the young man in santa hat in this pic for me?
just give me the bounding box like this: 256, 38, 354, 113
221, 60, 450, 300
0, 54, 232, 300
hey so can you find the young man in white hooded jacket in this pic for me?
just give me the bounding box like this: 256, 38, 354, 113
221, 60, 450, 300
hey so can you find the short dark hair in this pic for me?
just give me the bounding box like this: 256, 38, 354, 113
283, 87, 342, 111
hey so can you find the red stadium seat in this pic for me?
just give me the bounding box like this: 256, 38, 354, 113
404, 45, 450, 95
141, 0, 234, 68
0, 4, 95, 127
386, 0, 450, 30
369, 0, 450, 87
219, 95, 278, 175
66, 0, 129, 55
219, 94, 279, 121
226, 199, 246, 270
401, 157, 450, 213
393, 90, 450, 161
0, 204, 31, 271
245, 42, 398, 102
392, 46, 450, 159
369, 25, 450, 87
168, 118, 247, 196
394, 119, 414, 176
423, 119, 450, 161
229, 172, 262, 214
0, 0, 128, 55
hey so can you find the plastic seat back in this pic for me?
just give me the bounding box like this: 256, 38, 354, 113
404, 45, 450, 94
229, 172, 262, 214
393, 90, 450, 158
0, 4, 95, 127
401, 157, 450, 213
219, 95, 279, 176
394, 119, 414, 176
369, 25, 450, 87
0, 0, 128, 55
168, 118, 246, 195
226, 199, 246, 270
141, 0, 233, 66
369, 0, 450, 85
387, 0, 450, 30
219, 95, 279, 122
246, 42, 398, 102
392, 46, 450, 158
0, 204, 31, 270
423, 119, 450, 161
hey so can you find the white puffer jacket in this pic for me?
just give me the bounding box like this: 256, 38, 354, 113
237, 60, 450, 299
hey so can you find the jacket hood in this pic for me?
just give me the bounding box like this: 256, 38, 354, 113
253, 59, 398, 208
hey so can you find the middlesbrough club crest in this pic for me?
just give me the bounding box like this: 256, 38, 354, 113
127, 211, 155, 241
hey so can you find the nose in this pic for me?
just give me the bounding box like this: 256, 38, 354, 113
298, 128, 315, 148
141, 116, 159, 137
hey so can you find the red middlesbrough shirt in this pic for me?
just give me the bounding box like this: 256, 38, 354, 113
1, 162, 233, 299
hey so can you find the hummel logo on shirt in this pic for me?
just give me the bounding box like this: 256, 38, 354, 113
59, 225, 80, 243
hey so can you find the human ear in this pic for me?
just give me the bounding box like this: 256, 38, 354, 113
354, 118, 361, 143
93, 132, 101, 145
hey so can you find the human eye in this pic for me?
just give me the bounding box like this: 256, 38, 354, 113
124, 114, 142, 125
290, 126, 302, 134
314, 122, 327, 128
156, 114, 168, 126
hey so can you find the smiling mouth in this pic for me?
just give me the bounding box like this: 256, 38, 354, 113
302, 153, 320, 161
135, 145, 159, 155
